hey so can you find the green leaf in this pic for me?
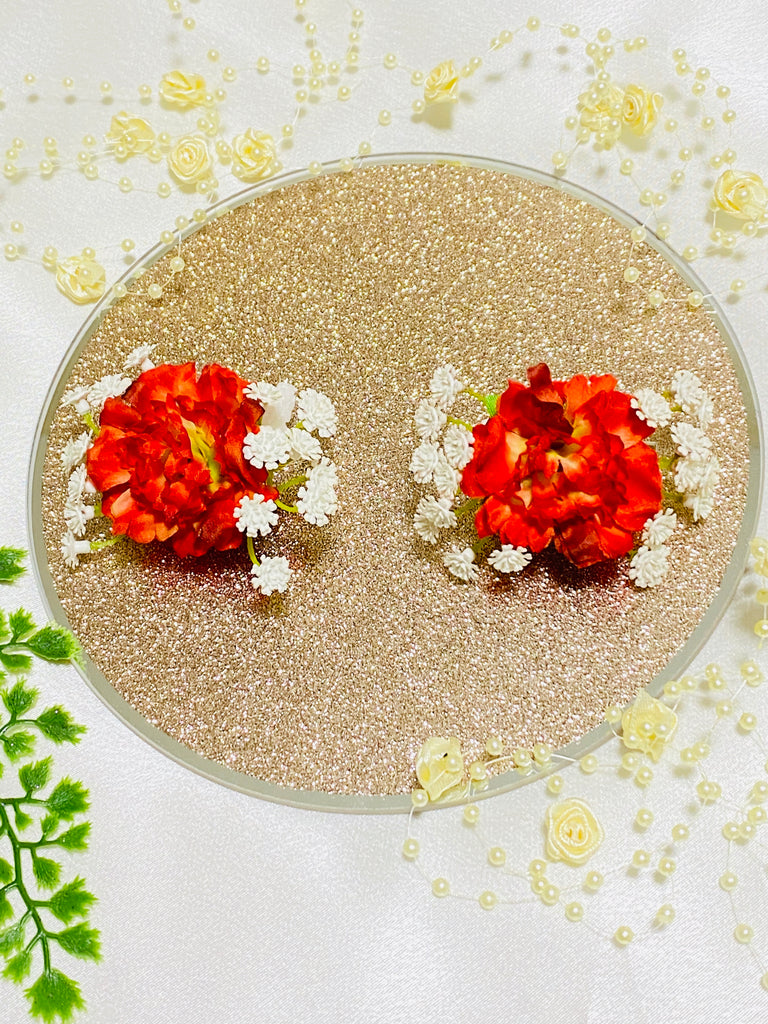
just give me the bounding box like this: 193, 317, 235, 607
2, 678, 38, 716
25, 968, 86, 1023
32, 856, 61, 891
0, 892, 13, 924
0, 547, 26, 584
41, 816, 59, 838
19, 756, 53, 794
0, 611, 8, 645
46, 779, 89, 821
54, 924, 101, 962
0, 858, 13, 884
2, 730, 35, 761
24, 626, 81, 664
55, 823, 90, 852
36, 708, 86, 746
14, 807, 33, 831
3, 949, 32, 983
9, 609, 36, 643
48, 879, 95, 924
0, 651, 33, 673
0, 920, 25, 955
481, 392, 499, 416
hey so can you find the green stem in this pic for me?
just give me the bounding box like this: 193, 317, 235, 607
90, 536, 123, 552
455, 499, 481, 521
276, 474, 307, 493
447, 415, 473, 430
0, 803, 50, 971
275, 499, 298, 513
82, 412, 98, 435
246, 536, 259, 566
471, 535, 495, 556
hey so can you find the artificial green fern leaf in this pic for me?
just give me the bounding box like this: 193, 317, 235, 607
14, 806, 33, 831
41, 815, 59, 837
25, 968, 86, 1023
46, 780, 89, 820
0, 892, 13, 925
19, 757, 53, 795
54, 925, 101, 962
24, 626, 81, 664
54, 823, 90, 852
9, 609, 36, 643
0, 920, 26, 956
2, 678, 38, 716
32, 856, 62, 890
35, 708, 86, 745
0, 650, 33, 673
3, 730, 36, 761
0, 858, 13, 884
2, 949, 32, 983
0, 548, 26, 584
48, 879, 96, 924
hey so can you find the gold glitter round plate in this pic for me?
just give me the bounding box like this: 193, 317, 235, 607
30, 156, 763, 812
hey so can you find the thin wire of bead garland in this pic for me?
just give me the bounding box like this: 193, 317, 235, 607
0, 3, 765, 309
401, 540, 768, 992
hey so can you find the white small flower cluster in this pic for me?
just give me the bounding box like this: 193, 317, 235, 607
123, 344, 156, 372
61, 372, 131, 414
630, 388, 671, 429
60, 434, 97, 568
629, 509, 677, 588
411, 365, 532, 583
241, 381, 338, 595
667, 372, 719, 523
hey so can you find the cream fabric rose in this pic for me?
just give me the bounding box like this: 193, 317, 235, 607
577, 84, 625, 145
545, 798, 604, 866
159, 70, 208, 108
622, 85, 663, 136
55, 255, 106, 304
416, 736, 465, 801
231, 129, 277, 182
424, 61, 459, 104
621, 690, 677, 762
167, 135, 212, 185
105, 112, 155, 154
713, 169, 768, 220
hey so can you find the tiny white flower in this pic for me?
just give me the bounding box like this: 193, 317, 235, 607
87, 373, 131, 410
297, 388, 337, 437
442, 423, 474, 470
409, 441, 440, 484
124, 344, 156, 371
61, 385, 91, 415
64, 501, 95, 538
306, 456, 338, 491
671, 369, 704, 413
246, 380, 298, 430
673, 453, 710, 494
629, 545, 669, 588
684, 491, 715, 521
296, 458, 338, 526
414, 398, 447, 441
641, 509, 677, 548
243, 426, 291, 469
697, 454, 720, 499
413, 495, 457, 544
443, 545, 479, 582
60, 531, 92, 569
286, 426, 323, 464
488, 545, 532, 573
234, 494, 279, 537
429, 364, 464, 409
671, 422, 712, 459
60, 432, 92, 473
691, 391, 714, 430
251, 555, 292, 596
630, 388, 671, 429
433, 455, 461, 500
67, 465, 90, 503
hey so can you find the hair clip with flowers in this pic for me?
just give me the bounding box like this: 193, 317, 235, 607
410, 362, 718, 587
59, 346, 338, 596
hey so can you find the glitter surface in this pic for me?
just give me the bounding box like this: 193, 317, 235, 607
40, 163, 752, 796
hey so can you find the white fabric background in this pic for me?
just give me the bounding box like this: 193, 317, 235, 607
1, 2, 767, 1021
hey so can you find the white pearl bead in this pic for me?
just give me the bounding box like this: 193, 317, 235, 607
630, 226, 646, 243
431, 877, 450, 898
479, 890, 497, 910
358, 141, 371, 156
719, 871, 738, 891
565, 902, 583, 921
657, 857, 676, 877
734, 923, 753, 944
654, 904, 675, 926
580, 754, 598, 774
402, 838, 419, 860
635, 808, 653, 828
687, 291, 704, 309
410, 789, 428, 808
256, 57, 270, 73
614, 926, 634, 946
552, 151, 567, 170
383, 53, 397, 69
485, 736, 503, 757
157, 182, 171, 198
528, 859, 546, 877
378, 110, 392, 127
148, 283, 163, 300
120, 238, 135, 253
337, 86, 351, 101
170, 256, 185, 273
487, 846, 506, 867
584, 871, 603, 891
412, 99, 425, 114
463, 803, 479, 824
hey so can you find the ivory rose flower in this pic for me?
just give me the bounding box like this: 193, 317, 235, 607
424, 61, 459, 104
231, 129, 277, 182
713, 169, 768, 221
105, 112, 155, 154
167, 135, 212, 185
55, 255, 106, 304
621, 690, 677, 762
159, 70, 208, 108
577, 84, 625, 145
416, 736, 465, 801
622, 84, 663, 136
545, 798, 604, 866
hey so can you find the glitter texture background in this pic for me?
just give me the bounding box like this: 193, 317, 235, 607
41, 164, 750, 795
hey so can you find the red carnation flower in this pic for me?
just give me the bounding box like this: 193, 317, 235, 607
86, 362, 276, 557
461, 363, 662, 568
